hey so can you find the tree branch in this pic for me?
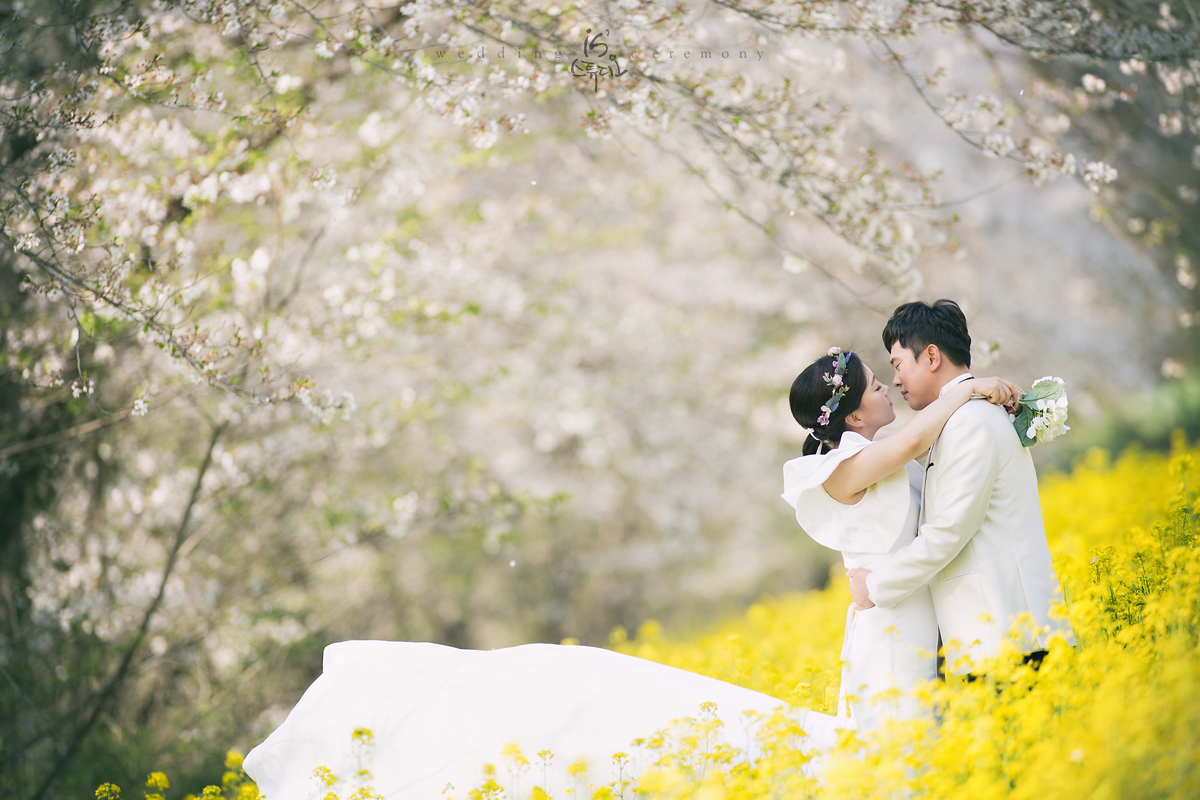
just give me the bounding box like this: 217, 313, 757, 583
29, 419, 228, 800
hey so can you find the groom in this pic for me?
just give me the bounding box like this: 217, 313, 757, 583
847, 299, 1075, 677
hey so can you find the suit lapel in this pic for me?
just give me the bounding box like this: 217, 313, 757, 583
918, 441, 935, 529
918, 374, 972, 530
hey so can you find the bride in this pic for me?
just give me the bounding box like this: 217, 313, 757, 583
243, 349, 1017, 799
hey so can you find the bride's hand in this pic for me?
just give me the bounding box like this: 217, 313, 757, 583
970, 377, 1021, 413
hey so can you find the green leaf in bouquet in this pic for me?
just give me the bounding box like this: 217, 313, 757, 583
1013, 404, 1037, 448
1019, 379, 1063, 405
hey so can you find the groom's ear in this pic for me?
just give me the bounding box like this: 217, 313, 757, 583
924, 344, 942, 371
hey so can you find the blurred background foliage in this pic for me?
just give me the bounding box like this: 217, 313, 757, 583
2, 0, 1199, 797
1045, 372, 1200, 472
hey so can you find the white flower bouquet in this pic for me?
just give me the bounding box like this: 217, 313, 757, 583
1011, 376, 1070, 447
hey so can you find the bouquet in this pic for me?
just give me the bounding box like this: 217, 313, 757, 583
1011, 376, 1070, 447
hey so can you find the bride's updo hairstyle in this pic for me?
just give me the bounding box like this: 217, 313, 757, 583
790, 350, 869, 456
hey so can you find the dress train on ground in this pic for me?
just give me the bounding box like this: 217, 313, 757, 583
243, 640, 849, 800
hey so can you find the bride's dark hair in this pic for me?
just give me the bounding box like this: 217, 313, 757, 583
790, 350, 870, 456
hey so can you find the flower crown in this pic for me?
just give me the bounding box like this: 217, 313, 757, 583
817, 346, 852, 427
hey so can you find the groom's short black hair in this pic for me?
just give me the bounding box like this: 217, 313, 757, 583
882, 299, 972, 368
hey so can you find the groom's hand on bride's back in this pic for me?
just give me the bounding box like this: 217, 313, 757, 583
847, 568, 875, 610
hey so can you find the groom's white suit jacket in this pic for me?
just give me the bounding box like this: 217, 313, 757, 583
865, 376, 1076, 674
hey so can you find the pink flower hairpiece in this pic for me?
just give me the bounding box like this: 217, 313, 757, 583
817, 346, 852, 427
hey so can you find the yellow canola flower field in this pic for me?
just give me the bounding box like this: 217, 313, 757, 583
98, 440, 1200, 800
613, 440, 1200, 800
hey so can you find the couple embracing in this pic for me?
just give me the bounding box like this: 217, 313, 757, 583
244, 299, 1076, 798
783, 298, 1076, 729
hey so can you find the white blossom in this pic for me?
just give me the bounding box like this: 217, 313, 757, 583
1082, 161, 1118, 192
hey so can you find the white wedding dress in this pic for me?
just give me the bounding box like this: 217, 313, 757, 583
244, 432, 936, 799
243, 640, 843, 799
781, 431, 939, 730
